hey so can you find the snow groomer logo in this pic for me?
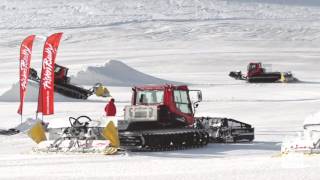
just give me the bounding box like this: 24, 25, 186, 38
42, 43, 56, 90
20, 45, 32, 90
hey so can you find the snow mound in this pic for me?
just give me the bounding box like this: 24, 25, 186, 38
0, 81, 77, 102
71, 60, 181, 86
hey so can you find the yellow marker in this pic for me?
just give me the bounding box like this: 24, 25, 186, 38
104, 147, 118, 155
27, 122, 47, 144
280, 72, 286, 82
102, 121, 120, 148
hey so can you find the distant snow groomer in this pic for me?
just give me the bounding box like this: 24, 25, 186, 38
29, 63, 93, 99
229, 62, 298, 83
29, 65, 110, 99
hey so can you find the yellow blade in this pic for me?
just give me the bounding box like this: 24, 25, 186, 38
280, 72, 285, 82
95, 86, 110, 97
104, 147, 118, 155
27, 122, 47, 144
101, 121, 120, 148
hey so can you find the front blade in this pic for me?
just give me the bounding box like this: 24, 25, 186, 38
27, 122, 47, 144
102, 121, 120, 148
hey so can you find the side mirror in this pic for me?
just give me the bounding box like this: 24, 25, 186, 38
194, 103, 199, 108
197, 91, 202, 102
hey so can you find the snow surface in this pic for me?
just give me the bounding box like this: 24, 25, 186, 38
304, 111, 320, 126
1, 0, 320, 179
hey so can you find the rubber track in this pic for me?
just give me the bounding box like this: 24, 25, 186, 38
0, 129, 20, 136
120, 128, 209, 152
54, 83, 92, 99
29, 78, 92, 100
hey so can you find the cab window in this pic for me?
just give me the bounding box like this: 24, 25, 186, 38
136, 90, 164, 105
173, 90, 192, 114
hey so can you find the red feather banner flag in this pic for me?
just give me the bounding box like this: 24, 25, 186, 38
17, 35, 36, 115
37, 33, 63, 115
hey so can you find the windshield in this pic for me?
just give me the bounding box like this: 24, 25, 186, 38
54, 66, 61, 73
136, 90, 164, 105
173, 90, 192, 114
248, 64, 257, 71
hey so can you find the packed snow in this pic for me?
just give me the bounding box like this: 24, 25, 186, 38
1, 0, 320, 179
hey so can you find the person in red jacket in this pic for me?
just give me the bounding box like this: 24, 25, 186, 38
105, 98, 116, 116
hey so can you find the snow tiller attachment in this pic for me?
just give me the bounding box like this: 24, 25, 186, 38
195, 117, 254, 143
118, 84, 254, 151
28, 116, 119, 155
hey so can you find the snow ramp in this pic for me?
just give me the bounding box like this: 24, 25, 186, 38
70, 60, 181, 86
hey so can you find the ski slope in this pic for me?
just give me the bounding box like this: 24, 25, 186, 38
0, 0, 320, 179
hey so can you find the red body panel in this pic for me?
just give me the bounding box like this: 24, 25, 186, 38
55, 67, 67, 81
